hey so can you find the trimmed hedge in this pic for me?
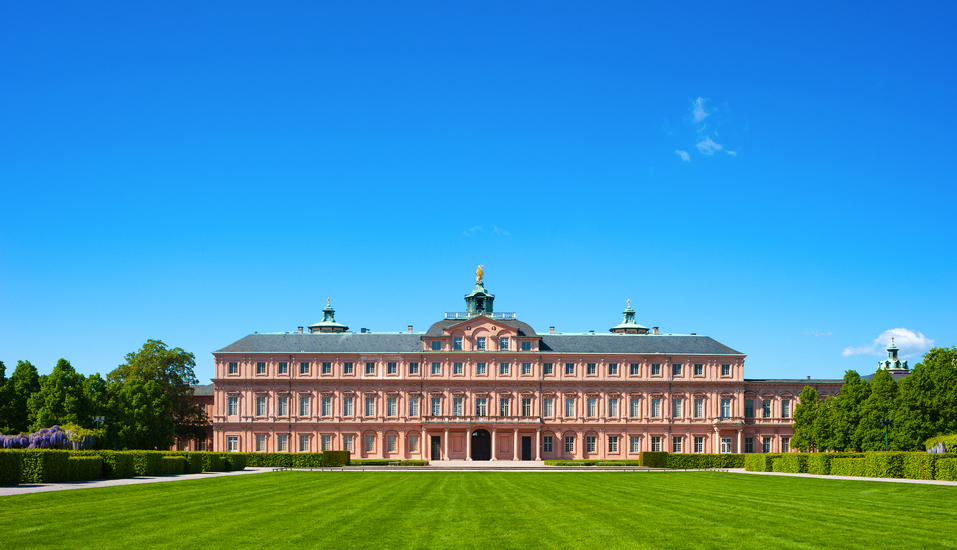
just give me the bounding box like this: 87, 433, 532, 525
864, 452, 906, 478
161, 456, 187, 475
223, 453, 246, 471
21, 450, 70, 483
744, 453, 784, 472
0, 451, 24, 486
321, 451, 351, 467
543, 460, 643, 466
903, 453, 936, 480
97, 451, 136, 479
639, 452, 669, 468
830, 457, 867, 477
936, 458, 957, 481
778, 454, 809, 473
806, 453, 866, 475
69, 456, 103, 481
667, 454, 745, 469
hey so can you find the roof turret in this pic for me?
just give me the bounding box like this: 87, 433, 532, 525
610, 299, 650, 334
308, 298, 349, 333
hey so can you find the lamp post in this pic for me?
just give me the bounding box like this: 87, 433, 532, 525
879, 418, 894, 451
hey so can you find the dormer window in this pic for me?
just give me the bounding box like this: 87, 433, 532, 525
499, 337, 509, 350
477, 337, 486, 350
431, 341, 441, 351
454, 337, 463, 350
521, 341, 531, 351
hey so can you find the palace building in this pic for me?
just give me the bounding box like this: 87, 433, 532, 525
209, 271, 843, 459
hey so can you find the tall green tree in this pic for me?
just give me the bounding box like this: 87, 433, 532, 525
813, 396, 835, 451
108, 340, 206, 441
829, 370, 870, 451
894, 347, 957, 449
27, 359, 93, 431
1, 361, 41, 434
854, 368, 898, 451
0, 361, 13, 434
791, 385, 820, 451
104, 378, 175, 449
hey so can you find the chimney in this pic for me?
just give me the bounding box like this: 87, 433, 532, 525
589, 330, 594, 335
691, 333, 696, 335
653, 327, 659, 335
361, 328, 369, 333
408, 325, 413, 333
297, 327, 303, 334
807, 376, 811, 380
549, 326, 555, 334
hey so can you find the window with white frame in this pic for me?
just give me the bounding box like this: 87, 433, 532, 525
387, 362, 397, 375
322, 362, 332, 374
672, 398, 682, 418
364, 434, 375, 453
300, 362, 310, 375
476, 397, 487, 416
721, 364, 731, 376
694, 398, 703, 418
694, 363, 703, 376
299, 434, 310, 452
782, 400, 790, 418
453, 397, 463, 416
721, 399, 732, 418
409, 362, 419, 375
672, 363, 682, 376
522, 362, 532, 375
256, 434, 266, 452
630, 363, 640, 375
543, 398, 553, 417
543, 363, 554, 375
651, 398, 661, 418
521, 341, 531, 351
499, 397, 510, 417
344, 362, 354, 374
782, 437, 791, 453
365, 397, 375, 417
608, 363, 618, 375
343, 397, 354, 416
745, 399, 754, 418
228, 362, 238, 374
454, 337, 463, 350
521, 398, 531, 417
227, 436, 238, 452
672, 436, 682, 453
630, 398, 640, 418
256, 396, 266, 417
565, 363, 575, 375
277, 434, 288, 452
564, 436, 574, 453
608, 436, 619, 453
608, 397, 618, 417
651, 436, 661, 452
543, 436, 553, 453
387, 435, 397, 452
431, 341, 441, 351
477, 337, 486, 350
720, 438, 732, 453
387, 397, 397, 417
763, 400, 771, 418
431, 397, 441, 416
586, 436, 596, 453
745, 437, 753, 453
322, 434, 332, 451
409, 435, 419, 452
651, 364, 661, 376
763, 437, 772, 453
499, 336, 509, 350
453, 362, 463, 375
630, 436, 640, 453
277, 396, 288, 416
278, 362, 288, 374
476, 362, 486, 375
587, 398, 597, 417
432, 362, 441, 375
409, 397, 420, 417
587, 363, 596, 375
366, 362, 375, 375
500, 362, 509, 375
694, 436, 704, 453
322, 396, 332, 417
300, 396, 310, 417
565, 398, 575, 418
343, 435, 354, 452
256, 362, 266, 375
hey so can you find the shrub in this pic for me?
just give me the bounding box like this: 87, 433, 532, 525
21, 450, 71, 483
243, 453, 293, 468
780, 454, 809, 473
321, 451, 350, 467
0, 451, 24, 486
830, 458, 866, 477
668, 454, 745, 469
161, 456, 187, 475
771, 458, 785, 472
745, 454, 783, 472
201, 452, 225, 472
98, 451, 135, 479
291, 453, 323, 468
924, 434, 957, 453
805, 453, 865, 476
131, 451, 164, 476
903, 453, 936, 480
222, 453, 246, 471
864, 452, 906, 478
400, 460, 429, 466
68, 456, 103, 481
935, 458, 957, 481
638, 452, 669, 468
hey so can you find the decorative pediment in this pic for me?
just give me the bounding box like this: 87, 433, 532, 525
443, 316, 518, 337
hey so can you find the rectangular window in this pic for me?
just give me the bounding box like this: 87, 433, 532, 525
694, 363, 703, 376
453, 397, 463, 416
387, 435, 397, 453
522, 362, 532, 375
321, 397, 331, 416
321, 434, 332, 451
344, 435, 354, 452
720, 438, 732, 454
476, 397, 487, 417
745, 437, 753, 453
278, 362, 288, 375
608, 363, 618, 375
409, 435, 419, 452
763, 437, 772, 453
453, 362, 463, 375
608, 436, 619, 453
587, 363, 596, 375
722, 364, 731, 376
543, 398, 553, 417
521, 341, 531, 351
651, 398, 661, 418
544, 363, 554, 375
587, 398, 597, 417
365, 435, 375, 453
300, 396, 310, 417
651, 436, 661, 452
299, 434, 310, 452
745, 399, 755, 418
256, 396, 266, 416
344, 362, 354, 374
388, 362, 397, 375
256, 362, 266, 375
343, 397, 354, 416
499, 398, 510, 417
694, 398, 703, 418
564, 436, 574, 453
672, 436, 682, 453
565, 398, 575, 418
227, 436, 238, 452
630, 363, 640, 376
782, 437, 791, 453
476, 362, 487, 375
277, 435, 288, 452
387, 397, 397, 417
432, 362, 441, 375
365, 397, 375, 417
278, 397, 288, 416
409, 397, 420, 417
586, 436, 596, 453
366, 362, 376, 375
499, 336, 509, 350
608, 397, 618, 417
409, 362, 419, 375
721, 399, 732, 418
651, 364, 661, 376
300, 362, 309, 375
500, 362, 510, 375
543, 436, 553, 453
763, 400, 771, 418
431, 398, 441, 416
228, 362, 238, 375
322, 362, 332, 374
694, 436, 703, 453
630, 436, 640, 453
782, 400, 790, 418
256, 434, 266, 452
431, 341, 441, 350
565, 363, 575, 375
672, 364, 682, 376
521, 398, 531, 417
630, 398, 640, 418
454, 337, 463, 350
672, 398, 682, 418
477, 337, 486, 350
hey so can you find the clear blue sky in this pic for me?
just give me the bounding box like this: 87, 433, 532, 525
2, 2, 954, 384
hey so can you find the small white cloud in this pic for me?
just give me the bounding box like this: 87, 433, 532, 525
726, 150, 737, 156
842, 328, 935, 359
462, 226, 482, 237
492, 225, 510, 237
696, 137, 723, 155
802, 331, 833, 337
675, 150, 690, 162
692, 97, 708, 123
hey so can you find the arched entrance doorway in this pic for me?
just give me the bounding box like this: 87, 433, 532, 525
471, 429, 491, 460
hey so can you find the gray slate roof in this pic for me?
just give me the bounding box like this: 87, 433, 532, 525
192, 383, 215, 396
215, 332, 742, 356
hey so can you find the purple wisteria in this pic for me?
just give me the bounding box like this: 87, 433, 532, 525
0, 426, 73, 450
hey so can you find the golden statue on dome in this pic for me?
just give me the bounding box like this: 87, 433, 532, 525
476, 265, 484, 283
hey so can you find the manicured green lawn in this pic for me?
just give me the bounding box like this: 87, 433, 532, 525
1, 471, 955, 549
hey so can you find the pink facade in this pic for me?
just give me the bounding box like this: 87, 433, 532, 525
210, 282, 842, 459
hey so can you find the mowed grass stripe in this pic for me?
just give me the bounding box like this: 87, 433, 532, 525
1, 472, 955, 549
